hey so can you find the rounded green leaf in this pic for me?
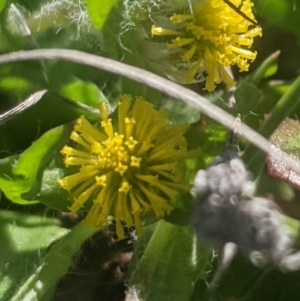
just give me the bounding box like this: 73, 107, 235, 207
128, 220, 212, 301
0, 124, 72, 205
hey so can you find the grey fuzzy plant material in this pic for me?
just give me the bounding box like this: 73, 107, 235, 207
190, 149, 300, 286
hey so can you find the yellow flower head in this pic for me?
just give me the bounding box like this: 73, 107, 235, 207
59, 95, 190, 239
151, 0, 262, 91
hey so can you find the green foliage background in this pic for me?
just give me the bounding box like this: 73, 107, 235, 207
1, 0, 300, 300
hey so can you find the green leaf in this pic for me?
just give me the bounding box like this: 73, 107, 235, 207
255, 168, 295, 202
254, 0, 300, 38
60, 80, 108, 108
216, 253, 300, 300
0, 91, 99, 156
100, 1, 163, 104
128, 220, 212, 301
185, 118, 228, 170
190, 279, 220, 301
164, 193, 193, 227
234, 82, 261, 114
284, 215, 300, 247
216, 255, 263, 299
86, 0, 120, 29
0, 155, 38, 205
38, 167, 70, 211
0, 124, 72, 204
237, 265, 300, 301
0, 75, 31, 92
10, 222, 96, 301
0, 209, 68, 300
163, 98, 200, 125
0, 0, 6, 12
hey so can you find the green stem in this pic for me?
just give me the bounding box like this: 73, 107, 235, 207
11, 222, 96, 301
248, 50, 280, 85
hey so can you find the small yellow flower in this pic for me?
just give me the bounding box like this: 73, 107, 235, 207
59, 95, 191, 239
151, 0, 262, 91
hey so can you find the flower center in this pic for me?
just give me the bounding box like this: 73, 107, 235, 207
94, 118, 141, 178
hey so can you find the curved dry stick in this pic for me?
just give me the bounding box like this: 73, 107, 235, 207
0, 49, 299, 175
0, 89, 47, 124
